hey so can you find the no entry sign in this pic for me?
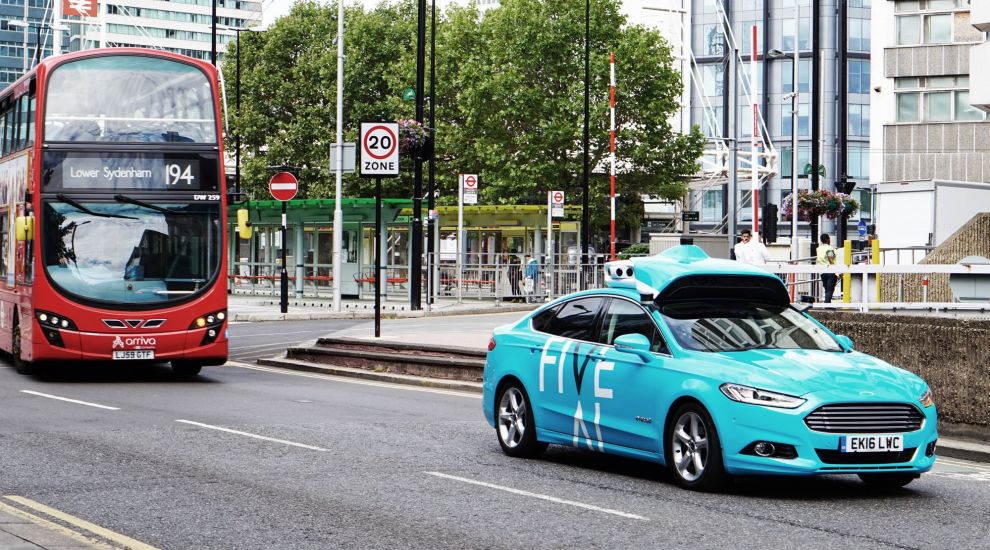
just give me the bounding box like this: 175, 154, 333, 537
269, 171, 298, 201
360, 122, 400, 178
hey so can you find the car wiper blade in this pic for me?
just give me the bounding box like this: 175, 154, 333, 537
56, 194, 138, 220
114, 194, 191, 215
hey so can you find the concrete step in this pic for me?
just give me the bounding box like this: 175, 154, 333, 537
257, 356, 483, 393
285, 337, 486, 382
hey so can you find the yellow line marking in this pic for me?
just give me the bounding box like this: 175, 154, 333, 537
0, 498, 116, 549
2, 495, 159, 550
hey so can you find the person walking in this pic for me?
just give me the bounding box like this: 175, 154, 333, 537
817, 233, 838, 303
733, 229, 771, 265
524, 254, 539, 303
507, 252, 522, 302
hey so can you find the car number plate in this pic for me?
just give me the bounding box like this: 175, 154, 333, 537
112, 350, 155, 360
840, 434, 903, 453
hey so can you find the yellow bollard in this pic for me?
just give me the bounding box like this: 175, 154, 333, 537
872, 238, 881, 301
842, 239, 853, 304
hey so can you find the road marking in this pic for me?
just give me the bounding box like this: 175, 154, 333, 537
425, 471, 648, 521
228, 362, 482, 399
229, 342, 301, 351
175, 419, 329, 452
228, 330, 316, 339
20, 390, 120, 410
0, 495, 159, 550
936, 457, 990, 471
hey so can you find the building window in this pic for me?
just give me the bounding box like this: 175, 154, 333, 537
740, 21, 763, 55
925, 14, 952, 44
780, 16, 811, 51
894, 76, 985, 122
701, 189, 722, 223
847, 145, 870, 181
702, 24, 724, 56
701, 63, 723, 97
780, 58, 810, 94
781, 103, 810, 137
848, 60, 871, 94
850, 0, 872, 7
781, 146, 811, 178
848, 19, 870, 52
895, 0, 974, 45
848, 104, 870, 136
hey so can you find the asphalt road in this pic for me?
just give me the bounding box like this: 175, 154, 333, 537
227, 318, 363, 362
2, 348, 990, 549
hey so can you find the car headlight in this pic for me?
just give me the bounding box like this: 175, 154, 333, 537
720, 383, 806, 409
919, 388, 934, 408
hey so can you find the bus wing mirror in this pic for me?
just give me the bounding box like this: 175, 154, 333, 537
15, 216, 33, 242
236, 208, 252, 240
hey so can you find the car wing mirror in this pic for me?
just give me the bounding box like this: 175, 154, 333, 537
614, 333, 654, 363
835, 334, 853, 351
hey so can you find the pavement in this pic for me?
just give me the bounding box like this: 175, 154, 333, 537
227, 292, 538, 322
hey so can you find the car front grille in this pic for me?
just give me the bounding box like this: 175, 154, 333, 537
816, 448, 917, 465
804, 403, 924, 434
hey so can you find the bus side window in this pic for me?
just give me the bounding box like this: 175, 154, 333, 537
4, 104, 13, 156
17, 95, 27, 151
26, 94, 34, 149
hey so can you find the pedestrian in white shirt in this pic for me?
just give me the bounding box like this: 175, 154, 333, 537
733, 229, 771, 265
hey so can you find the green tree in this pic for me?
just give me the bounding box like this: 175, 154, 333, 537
226, 0, 704, 242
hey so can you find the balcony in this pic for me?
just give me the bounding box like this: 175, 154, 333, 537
972, 1, 990, 32
970, 43, 990, 112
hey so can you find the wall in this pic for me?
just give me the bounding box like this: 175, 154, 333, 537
813, 311, 990, 435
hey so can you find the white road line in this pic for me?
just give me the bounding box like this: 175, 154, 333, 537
935, 457, 990, 471
20, 390, 120, 411
425, 471, 648, 521
228, 331, 316, 339
175, 419, 329, 452
228, 342, 301, 351
228, 362, 482, 399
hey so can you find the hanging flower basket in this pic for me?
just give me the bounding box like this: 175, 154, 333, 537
397, 118, 428, 156
782, 190, 859, 220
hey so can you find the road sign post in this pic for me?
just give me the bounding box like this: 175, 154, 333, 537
457, 174, 479, 304
269, 171, 298, 314
360, 122, 400, 338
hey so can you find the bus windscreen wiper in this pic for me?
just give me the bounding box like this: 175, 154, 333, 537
57, 194, 138, 220
114, 194, 193, 215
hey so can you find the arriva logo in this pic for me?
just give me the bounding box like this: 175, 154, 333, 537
112, 336, 157, 349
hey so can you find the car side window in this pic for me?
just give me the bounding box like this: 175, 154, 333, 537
598, 298, 669, 354
544, 297, 604, 341
530, 305, 560, 333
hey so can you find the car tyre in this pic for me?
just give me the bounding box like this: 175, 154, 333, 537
665, 402, 730, 491
171, 361, 203, 377
858, 473, 917, 489
495, 383, 547, 458
12, 318, 33, 375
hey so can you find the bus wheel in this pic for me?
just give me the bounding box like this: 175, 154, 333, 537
12, 321, 33, 375
171, 361, 202, 377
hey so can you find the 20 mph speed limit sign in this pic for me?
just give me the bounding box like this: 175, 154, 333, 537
360, 122, 400, 178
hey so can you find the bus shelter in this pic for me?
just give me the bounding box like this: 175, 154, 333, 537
228, 198, 413, 299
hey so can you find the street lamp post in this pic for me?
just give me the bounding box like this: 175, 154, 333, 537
769, 5, 800, 261
217, 25, 259, 198
8, 20, 68, 68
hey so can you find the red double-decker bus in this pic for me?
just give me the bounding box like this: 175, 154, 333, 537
2, 48, 228, 376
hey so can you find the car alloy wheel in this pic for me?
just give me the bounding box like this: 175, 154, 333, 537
671, 411, 709, 482
666, 403, 729, 491
495, 383, 547, 458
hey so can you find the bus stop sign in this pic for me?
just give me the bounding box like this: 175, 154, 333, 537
269, 171, 298, 201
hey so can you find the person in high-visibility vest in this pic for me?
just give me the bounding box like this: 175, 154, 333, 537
817, 233, 838, 303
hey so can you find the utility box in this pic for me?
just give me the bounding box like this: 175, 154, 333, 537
875, 180, 990, 262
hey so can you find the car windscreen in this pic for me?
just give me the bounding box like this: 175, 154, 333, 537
659, 301, 841, 352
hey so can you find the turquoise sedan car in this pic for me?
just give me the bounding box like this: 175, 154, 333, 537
482, 245, 938, 491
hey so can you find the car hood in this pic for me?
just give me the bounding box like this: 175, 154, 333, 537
701, 348, 926, 402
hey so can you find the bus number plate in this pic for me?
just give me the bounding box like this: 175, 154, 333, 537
113, 350, 155, 360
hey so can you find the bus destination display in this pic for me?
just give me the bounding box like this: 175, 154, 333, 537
50, 153, 214, 192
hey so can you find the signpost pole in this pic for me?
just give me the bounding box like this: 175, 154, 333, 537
457, 174, 463, 304
332, 0, 345, 313
375, 176, 382, 338
280, 200, 288, 314
546, 191, 553, 300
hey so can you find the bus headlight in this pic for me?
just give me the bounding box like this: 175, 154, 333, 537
189, 310, 226, 330
36, 310, 77, 331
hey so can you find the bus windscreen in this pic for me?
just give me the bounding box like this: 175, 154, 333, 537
43, 55, 217, 143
